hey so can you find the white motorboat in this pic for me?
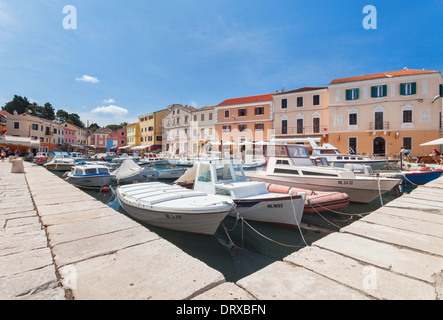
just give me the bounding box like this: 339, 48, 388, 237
245, 144, 401, 204
174, 158, 306, 228
138, 153, 168, 165
65, 163, 114, 189
156, 167, 187, 179
116, 182, 235, 236
43, 151, 75, 171
242, 159, 266, 170
112, 153, 135, 164
113, 159, 159, 184
102, 152, 117, 161
308, 140, 388, 171
70, 152, 88, 162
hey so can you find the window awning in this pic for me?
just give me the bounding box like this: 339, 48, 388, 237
119, 145, 134, 149
132, 145, 152, 150
0, 136, 40, 147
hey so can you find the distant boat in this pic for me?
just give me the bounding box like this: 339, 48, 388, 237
379, 168, 443, 185
65, 163, 114, 189
138, 153, 168, 165
43, 151, 75, 171
32, 152, 48, 165
156, 167, 187, 179
70, 152, 88, 162
308, 139, 389, 171
116, 182, 235, 236
113, 159, 158, 184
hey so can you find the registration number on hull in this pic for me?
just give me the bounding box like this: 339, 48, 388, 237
165, 214, 183, 219
267, 204, 283, 209
338, 180, 353, 185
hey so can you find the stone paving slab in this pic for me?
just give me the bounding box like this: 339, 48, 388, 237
59, 239, 226, 300
342, 220, 443, 257
236, 261, 369, 300
284, 246, 436, 300
192, 282, 256, 300
40, 207, 116, 227
313, 232, 443, 283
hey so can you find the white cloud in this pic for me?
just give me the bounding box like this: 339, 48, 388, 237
91, 105, 129, 116
76, 75, 100, 83
103, 98, 116, 104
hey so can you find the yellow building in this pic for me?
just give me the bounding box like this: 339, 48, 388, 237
138, 109, 168, 152
126, 122, 140, 148
328, 69, 443, 157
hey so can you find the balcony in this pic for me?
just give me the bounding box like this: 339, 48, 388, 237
272, 126, 328, 136
369, 122, 390, 131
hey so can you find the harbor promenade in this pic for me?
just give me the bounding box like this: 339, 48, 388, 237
1, 159, 442, 300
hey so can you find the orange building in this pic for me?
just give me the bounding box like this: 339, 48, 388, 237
215, 93, 274, 157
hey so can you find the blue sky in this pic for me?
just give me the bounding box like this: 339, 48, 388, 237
1, 0, 442, 127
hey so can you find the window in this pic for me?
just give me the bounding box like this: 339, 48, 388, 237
403, 110, 413, 123
313, 95, 320, 106
238, 124, 247, 132
400, 82, 416, 96
224, 110, 230, 118
255, 107, 264, 115
157, 136, 162, 142
255, 123, 264, 131
313, 118, 320, 133
296, 119, 304, 134
13, 121, 19, 129
297, 97, 303, 107
371, 85, 387, 98
281, 120, 288, 135
281, 99, 287, 109
349, 113, 358, 125
238, 109, 247, 117
403, 137, 412, 150
148, 126, 153, 131
440, 84, 443, 97
209, 113, 213, 121
346, 88, 360, 100
201, 114, 205, 121
223, 125, 231, 133
32, 123, 38, 130
349, 137, 357, 154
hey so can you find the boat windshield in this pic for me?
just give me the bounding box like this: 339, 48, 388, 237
287, 145, 310, 158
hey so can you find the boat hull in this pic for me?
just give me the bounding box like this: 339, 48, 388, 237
44, 163, 74, 171
157, 168, 187, 179
246, 172, 400, 204
231, 195, 305, 228
67, 174, 114, 188
116, 184, 233, 236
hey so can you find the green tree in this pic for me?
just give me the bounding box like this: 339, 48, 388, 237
42, 103, 56, 121
2, 95, 30, 114
66, 113, 84, 128
89, 123, 100, 132
56, 109, 69, 123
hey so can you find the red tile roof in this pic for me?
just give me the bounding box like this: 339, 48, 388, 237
217, 93, 275, 107
330, 69, 440, 85
275, 87, 328, 95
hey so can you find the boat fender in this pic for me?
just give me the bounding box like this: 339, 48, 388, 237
102, 186, 110, 192
421, 167, 428, 171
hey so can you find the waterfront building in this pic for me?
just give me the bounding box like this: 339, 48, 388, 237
108, 127, 127, 152
6, 113, 60, 154
328, 69, 443, 157
0, 110, 9, 136
214, 93, 274, 158
190, 105, 216, 156
125, 122, 140, 150
138, 109, 168, 153
272, 87, 329, 145
162, 104, 197, 157
89, 128, 111, 153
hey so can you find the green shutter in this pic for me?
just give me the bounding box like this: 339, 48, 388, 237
356, 88, 360, 100
346, 89, 351, 100
411, 82, 417, 95
383, 85, 387, 97
440, 84, 443, 97
371, 86, 377, 98
400, 83, 405, 95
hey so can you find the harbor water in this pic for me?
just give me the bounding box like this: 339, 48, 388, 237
53, 166, 416, 283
